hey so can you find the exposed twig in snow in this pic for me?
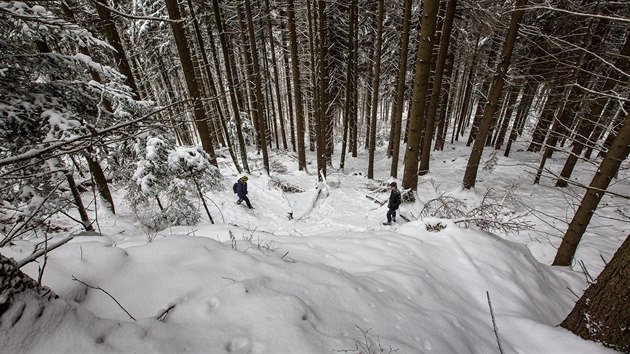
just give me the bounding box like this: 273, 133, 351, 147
72, 276, 137, 321
578, 260, 594, 284
155, 304, 176, 322
18, 235, 75, 268
486, 291, 504, 354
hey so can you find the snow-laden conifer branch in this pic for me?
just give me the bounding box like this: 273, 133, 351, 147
0, 100, 188, 170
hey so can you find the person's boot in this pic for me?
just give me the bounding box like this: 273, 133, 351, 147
383, 221, 391, 225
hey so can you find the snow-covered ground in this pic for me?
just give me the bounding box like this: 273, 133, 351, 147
2, 139, 627, 353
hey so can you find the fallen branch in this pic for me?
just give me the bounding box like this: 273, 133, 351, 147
365, 195, 386, 206
72, 276, 136, 321
18, 235, 75, 268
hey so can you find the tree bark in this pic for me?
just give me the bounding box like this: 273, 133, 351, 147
553, 111, 630, 266
462, 0, 527, 190
419, 0, 457, 175
65, 172, 94, 231
286, 0, 307, 170
93, 0, 139, 97
340, 0, 357, 171
84, 150, 115, 214
264, 0, 288, 151
164, 0, 217, 165
185, 0, 240, 172
241, 1, 270, 174
211, 0, 250, 173
401, 0, 439, 191
388, 0, 412, 178
367, 0, 385, 179
556, 35, 630, 187
560, 234, 630, 352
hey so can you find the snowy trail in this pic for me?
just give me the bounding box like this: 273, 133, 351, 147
2, 147, 625, 353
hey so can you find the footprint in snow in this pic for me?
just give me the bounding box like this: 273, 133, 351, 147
226, 336, 265, 353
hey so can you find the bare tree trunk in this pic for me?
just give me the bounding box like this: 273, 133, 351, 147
66, 172, 94, 231
164, 0, 217, 165
286, 0, 307, 170
264, 0, 288, 150
93, 0, 139, 97
453, 37, 480, 143
462, 0, 527, 190
340, 0, 357, 170
401, 0, 439, 191
419, 0, 457, 175
241, 0, 270, 174
556, 35, 630, 187
493, 90, 517, 150
388, 0, 412, 175
185, 0, 240, 172
560, 234, 630, 352
367, 0, 385, 179
435, 44, 456, 151
315, 0, 328, 179
553, 111, 630, 266
211, 0, 250, 172
84, 150, 115, 214
504, 84, 535, 157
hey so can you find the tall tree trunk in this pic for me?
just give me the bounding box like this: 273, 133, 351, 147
84, 150, 115, 214
388, 0, 412, 178
306, 0, 318, 153
264, 0, 288, 151
286, 0, 307, 170
363, 0, 378, 151
65, 172, 94, 231
598, 106, 625, 158
527, 89, 559, 152
453, 37, 480, 143
462, 0, 527, 190
241, 0, 270, 174
185, 0, 241, 172
164, 0, 217, 165
419, 0, 457, 175
350, 11, 359, 158
556, 35, 630, 187
504, 84, 535, 157
367, 0, 385, 179
560, 234, 630, 352
280, 21, 297, 152
93, 0, 139, 97
401, 0, 439, 191
553, 110, 630, 266
340, 0, 357, 171
315, 0, 328, 179
493, 90, 518, 150
211, 0, 250, 173
434, 45, 456, 151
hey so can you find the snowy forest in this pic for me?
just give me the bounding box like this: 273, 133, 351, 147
1, 0, 629, 352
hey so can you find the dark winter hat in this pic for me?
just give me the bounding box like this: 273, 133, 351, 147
241, 176, 248, 182
390, 181, 397, 187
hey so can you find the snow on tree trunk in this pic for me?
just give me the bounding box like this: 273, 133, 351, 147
561, 235, 630, 352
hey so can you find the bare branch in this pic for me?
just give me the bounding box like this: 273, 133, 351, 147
72, 276, 136, 321
521, 5, 630, 24
18, 235, 75, 268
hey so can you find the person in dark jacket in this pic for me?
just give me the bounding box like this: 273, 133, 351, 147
236, 176, 254, 209
384, 181, 401, 225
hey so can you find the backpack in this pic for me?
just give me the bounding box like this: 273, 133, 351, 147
233, 182, 238, 194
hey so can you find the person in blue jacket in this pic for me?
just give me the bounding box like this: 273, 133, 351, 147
383, 181, 401, 225
236, 176, 254, 209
